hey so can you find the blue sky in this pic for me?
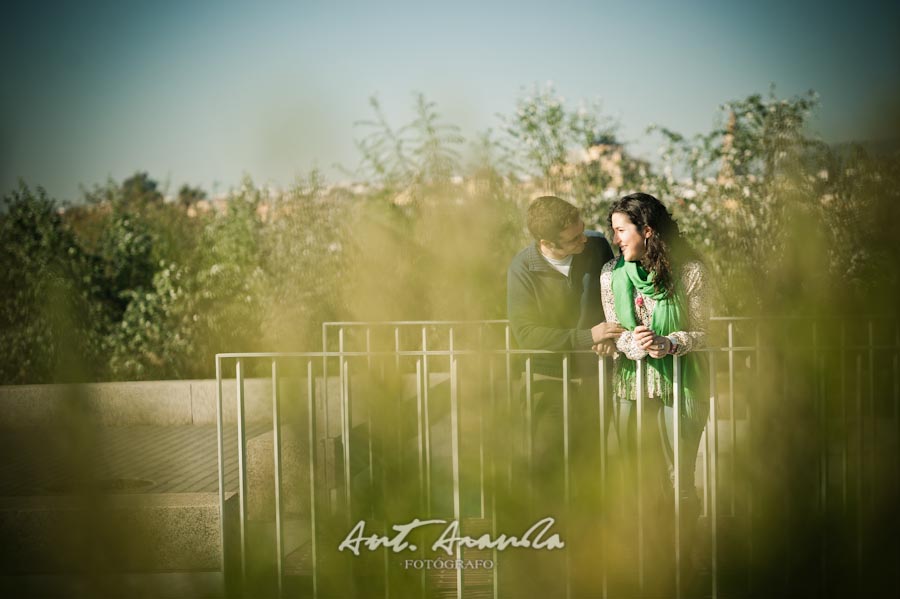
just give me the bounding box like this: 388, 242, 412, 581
2, 0, 898, 201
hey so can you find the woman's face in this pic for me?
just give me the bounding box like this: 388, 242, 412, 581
611, 212, 649, 262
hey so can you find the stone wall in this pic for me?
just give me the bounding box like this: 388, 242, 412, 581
0, 379, 279, 428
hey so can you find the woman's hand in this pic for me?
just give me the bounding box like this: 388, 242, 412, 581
635, 325, 671, 358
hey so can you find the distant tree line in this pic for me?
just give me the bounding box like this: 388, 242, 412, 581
2, 86, 898, 383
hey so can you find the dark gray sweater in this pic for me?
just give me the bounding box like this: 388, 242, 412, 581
506, 231, 614, 377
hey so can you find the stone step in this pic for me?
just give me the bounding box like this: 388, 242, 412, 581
0, 571, 224, 598
0, 492, 236, 575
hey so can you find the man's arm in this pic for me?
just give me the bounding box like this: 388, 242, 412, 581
507, 267, 622, 351
507, 267, 594, 351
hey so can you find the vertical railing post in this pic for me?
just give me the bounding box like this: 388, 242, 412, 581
215, 356, 227, 592
524, 357, 533, 510
813, 320, 824, 515
562, 354, 572, 599
394, 326, 403, 498
450, 352, 464, 599
365, 366, 375, 522
364, 328, 376, 523
415, 358, 427, 598
378, 355, 390, 599
673, 353, 683, 599
505, 326, 513, 488
841, 323, 848, 510
272, 359, 285, 598
866, 321, 875, 557
855, 352, 864, 585
727, 322, 736, 517
748, 323, 761, 594
307, 360, 319, 599
322, 324, 331, 514
344, 358, 353, 520
781, 323, 792, 592
709, 352, 719, 599
339, 330, 353, 521
488, 352, 500, 599
477, 327, 487, 519
636, 357, 645, 596
895, 323, 900, 595
236, 358, 249, 589
421, 327, 432, 516
598, 356, 609, 599
815, 321, 828, 593
415, 359, 425, 514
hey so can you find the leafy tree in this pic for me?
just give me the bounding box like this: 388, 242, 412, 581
259, 171, 348, 349
407, 93, 464, 185
96, 214, 157, 318
353, 96, 416, 191
643, 87, 894, 312
190, 178, 268, 360
466, 128, 517, 183
177, 184, 207, 208
353, 93, 465, 198
501, 83, 618, 192
106, 261, 197, 380
0, 184, 103, 382
121, 171, 163, 208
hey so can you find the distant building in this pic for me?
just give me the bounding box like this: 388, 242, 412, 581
583, 135, 626, 189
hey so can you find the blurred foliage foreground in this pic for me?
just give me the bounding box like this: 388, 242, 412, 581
2, 86, 899, 384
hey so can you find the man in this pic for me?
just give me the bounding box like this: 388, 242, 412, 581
504, 195, 622, 594
507, 195, 622, 373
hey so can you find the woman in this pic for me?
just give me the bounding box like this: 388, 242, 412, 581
599, 192, 709, 509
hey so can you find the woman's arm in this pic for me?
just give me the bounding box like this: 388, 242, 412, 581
600, 259, 648, 359
666, 261, 709, 356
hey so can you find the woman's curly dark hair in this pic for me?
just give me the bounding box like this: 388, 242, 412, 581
608, 193, 699, 297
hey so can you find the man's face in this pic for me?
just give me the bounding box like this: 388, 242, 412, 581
545, 219, 587, 259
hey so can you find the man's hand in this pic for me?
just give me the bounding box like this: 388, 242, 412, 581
635, 325, 671, 358
592, 339, 617, 357
591, 322, 625, 343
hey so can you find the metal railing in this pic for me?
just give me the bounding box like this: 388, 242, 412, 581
215, 317, 900, 598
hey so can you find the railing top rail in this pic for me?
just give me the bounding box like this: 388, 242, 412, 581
322, 320, 510, 326
323, 315, 897, 327
216, 342, 898, 361
708, 315, 899, 321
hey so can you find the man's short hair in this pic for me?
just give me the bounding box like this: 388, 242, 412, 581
526, 196, 580, 244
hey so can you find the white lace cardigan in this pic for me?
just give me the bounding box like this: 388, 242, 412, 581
599, 258, 710, 399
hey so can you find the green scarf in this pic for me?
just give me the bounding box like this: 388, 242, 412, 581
611, 257, 707, 423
